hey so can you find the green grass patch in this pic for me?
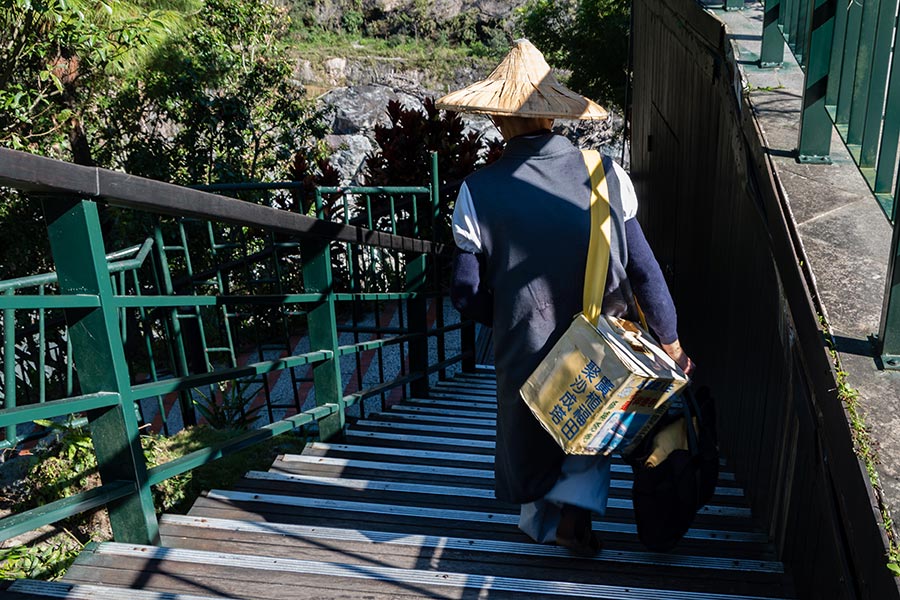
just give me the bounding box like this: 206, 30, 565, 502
820, 316, 900, 577
145, 426, 308, 515
287, 30, 496, 84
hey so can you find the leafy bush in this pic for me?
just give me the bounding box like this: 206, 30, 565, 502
363, 98, 500, 244
192, 381, 264, 431
95, 0, 327, 186
0, 535, 82, 581
2, 418, 307, 580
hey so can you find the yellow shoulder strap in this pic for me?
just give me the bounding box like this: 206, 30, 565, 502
582, 150, 611, 327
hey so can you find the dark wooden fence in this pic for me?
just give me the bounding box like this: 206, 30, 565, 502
630, 0, 900, 597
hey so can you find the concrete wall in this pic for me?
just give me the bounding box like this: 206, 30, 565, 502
630, 0, 899, 597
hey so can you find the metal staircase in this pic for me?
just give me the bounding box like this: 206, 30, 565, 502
5, 369, 796, 599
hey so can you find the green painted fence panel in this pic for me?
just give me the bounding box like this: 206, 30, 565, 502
874, 9, 900, 198
824, 0, 849, 108
760, 0, 785, 67
797, 0, 837, 162
879, 192, 900, 361
846, 0, 881, 150
858, 0, 898, 169
835, 0, 864, 127
40, 196, 159, 545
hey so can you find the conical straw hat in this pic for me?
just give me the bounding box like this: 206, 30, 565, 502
436, 39, 608, 120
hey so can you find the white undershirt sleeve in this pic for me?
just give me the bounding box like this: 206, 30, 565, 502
452, 182, 484, 254
611, 160, 639, 221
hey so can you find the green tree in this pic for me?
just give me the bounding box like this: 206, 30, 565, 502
0, 0, 181, 163
0, 0, 183, 280
95, 0, 327, 185
0, 0, 326, 279
517, 0, 631, 108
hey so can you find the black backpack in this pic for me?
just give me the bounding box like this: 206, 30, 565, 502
626, 386, 719, 552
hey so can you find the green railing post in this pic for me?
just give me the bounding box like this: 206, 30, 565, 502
40, 196, 159, 544
3, 290, 16, 445
760, 0, 785, 67
407, 154, 439, 396
857, 0, 898, 173
797, 0, 836, 162
874, 7, 900, 208
879, 181, 900, 367
301, 195, 344, 439
406, 259, 429, 397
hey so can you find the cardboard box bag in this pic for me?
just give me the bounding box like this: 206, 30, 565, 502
519, 314, 688, 456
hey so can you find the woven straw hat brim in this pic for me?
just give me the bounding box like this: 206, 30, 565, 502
435, 79, 608, 120
435, 39, 608, 120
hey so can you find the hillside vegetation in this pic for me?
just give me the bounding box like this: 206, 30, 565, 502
0, 0, 629, 279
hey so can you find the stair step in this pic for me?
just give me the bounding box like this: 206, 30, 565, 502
193, 489, 768, 544
296, 441, 736, 483
7, 580, 227, 600
433, 382, 498, 395
60, 542, 790, 600
390, 403, 497, 419
453, 374, 496, 384
435, 379, 497, 389
345, 428, 497, 449
364, 409, 496, 426
300, 441, 494, 464
403, 397, 499, 411
351, 418, 496, 438
447, 384, 497, 392
157, 515, 793, 597
160, 514, 785, 574
426, 391, 499, 402
239, 471, 752, 519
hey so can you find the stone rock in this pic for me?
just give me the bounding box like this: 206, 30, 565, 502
321, 85, 431, 184
323, 85, 426, 135
366, 0, 528, 22
326, 134, 375, 184
324, 57, 348, 86
371, 0, 406, 11
460, 0, 527, 19
459, 113, 503, 145
294, 59, 316, 84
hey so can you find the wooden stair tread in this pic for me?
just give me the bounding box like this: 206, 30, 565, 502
8, 375, 796, 599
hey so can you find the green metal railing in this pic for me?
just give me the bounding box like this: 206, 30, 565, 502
0, 147, 474, 545
754, 0, 900, 364
759, 0, 900, 180
0, 238, 156, 447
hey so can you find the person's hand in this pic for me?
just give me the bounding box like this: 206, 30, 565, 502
661, 339, 695, 377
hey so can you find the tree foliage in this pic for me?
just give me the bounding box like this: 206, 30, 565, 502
517, 0, 631, 108
0, 0, 183, 161
95, 0, 327, 185
0, 0, 327, 280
